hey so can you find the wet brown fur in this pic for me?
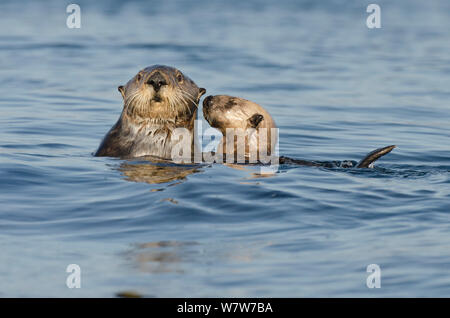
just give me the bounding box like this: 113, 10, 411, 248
95, 65, 205, 159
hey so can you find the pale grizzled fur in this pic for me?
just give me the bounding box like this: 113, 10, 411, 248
203, 95, 277, 158
95, 65, 205, 159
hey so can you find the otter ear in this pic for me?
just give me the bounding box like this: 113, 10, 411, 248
197, 88, 206, 103
118, 85, 125, 99
248, 113, 264, 128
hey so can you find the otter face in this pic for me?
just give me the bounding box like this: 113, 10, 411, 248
119, 65, 206, 120
203, 95, 265, 134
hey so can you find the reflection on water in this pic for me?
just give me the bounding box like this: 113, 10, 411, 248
115, 290, 143, 298
124, 241, 199, 274
117, 157, 277, 185
124, 240, 266, 277
224, 163, 277, 179
118, 156, 202, 184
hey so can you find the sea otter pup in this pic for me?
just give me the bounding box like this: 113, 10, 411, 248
203, 95, 396, 168
95, 65, 206, 159
203, 95, 277, 162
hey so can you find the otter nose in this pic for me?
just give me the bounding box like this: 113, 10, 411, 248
203, 95, 213, 108
147, 72, 167, 91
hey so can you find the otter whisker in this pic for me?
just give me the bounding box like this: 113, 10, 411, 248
181, 93, 196, 106
172, 90, 192, 114
172, 92, 187, 114
180, 93, 197, 115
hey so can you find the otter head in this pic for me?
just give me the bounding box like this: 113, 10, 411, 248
203, 95, 277, 158
203, 95, 266, 135
119, 65, 206, 121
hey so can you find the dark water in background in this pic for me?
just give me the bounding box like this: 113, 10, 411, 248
0, 0, 449, 297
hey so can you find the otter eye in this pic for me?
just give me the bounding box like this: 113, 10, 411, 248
176, 73, 183, 83
136, 73, 142, 81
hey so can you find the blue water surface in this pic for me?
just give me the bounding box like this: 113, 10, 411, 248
0, 0, 449, 297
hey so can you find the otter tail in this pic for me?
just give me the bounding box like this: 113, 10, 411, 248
356, 145, 396, 168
